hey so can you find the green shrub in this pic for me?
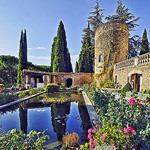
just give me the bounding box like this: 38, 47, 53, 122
144, 89, 150, 94
45, 83, 59, 93
0, 126, 50, 149
121, 82, 132, 97
60, 83, 66, 90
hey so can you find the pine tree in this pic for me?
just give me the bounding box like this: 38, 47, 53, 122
75, 61, 79, 73
52, 21, 72, 72
140, 29, 149, 55
105, 0, 140, 32
17, 30, 28, 86
88, 0, 104, 34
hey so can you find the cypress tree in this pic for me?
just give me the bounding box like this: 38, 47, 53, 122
22, 29, 27, 69
75, 61, 79, 73
66, 48, 73, 72
78, 23, 93, 73
51, 36, 57, 72
17, 30, 28, 86
53, 21, 72, 72
140, 29, 149, 55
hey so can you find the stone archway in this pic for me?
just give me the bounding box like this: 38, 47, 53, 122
66, 78, 72, 88
130, 74, 142, 92
128, 70, 142, 92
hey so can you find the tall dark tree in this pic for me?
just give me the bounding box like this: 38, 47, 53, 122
88, 0, 104, 34
140, 29, 149, 55
51, 36, 57, 72
17, 30, 27, 86
52, 21, 72, 72
22, 29, 27, 69
78, 23, 93, 73
66, 48, 73, 72
128, 35, 141, 58
75, 61, 79, 73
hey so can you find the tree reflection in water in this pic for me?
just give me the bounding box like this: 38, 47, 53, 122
51, 102, 71, 141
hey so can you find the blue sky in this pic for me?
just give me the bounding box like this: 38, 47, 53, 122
0, 0, 150, 70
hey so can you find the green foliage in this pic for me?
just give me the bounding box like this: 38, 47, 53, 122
144, 89, 150, 94
52, 21, 72, 73
60, 83, 66, 90
0, 84, 4, 87
75, 61, 79, 73
0, 93, 18, 105
78, 23, 94, 73
0, 55, 18, 85
18, 90, 29, 98
105, 0, 140, 32
0, 127, 50, 150
121, 82, 132, 97
88, 0, 104, 34
140, 28, 150, 55
45, 83, 59, 93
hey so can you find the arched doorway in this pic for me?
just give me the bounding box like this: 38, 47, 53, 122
66, 78, 72, 88
130, 74, 142, 92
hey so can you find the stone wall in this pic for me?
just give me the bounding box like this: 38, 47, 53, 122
113, 63, 150, 91
55, 73, 94, 86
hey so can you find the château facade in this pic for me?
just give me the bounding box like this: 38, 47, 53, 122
95, 20, 150, 92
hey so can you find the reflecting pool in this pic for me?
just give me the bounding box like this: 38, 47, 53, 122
0, 92, 92, 149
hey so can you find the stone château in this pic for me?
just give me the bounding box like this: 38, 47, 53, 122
21, 20, 150, 92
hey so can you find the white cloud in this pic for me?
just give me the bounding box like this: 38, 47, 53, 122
28, 46, 46, 51
0, 48, 4, 50
71, 55, 79, 71
28, 55, 50, 60
36, 47, 46, 50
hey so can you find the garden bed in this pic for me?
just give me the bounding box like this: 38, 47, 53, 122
80, 84, 150, 150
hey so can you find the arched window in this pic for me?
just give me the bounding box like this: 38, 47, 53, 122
99, 54, 102, 62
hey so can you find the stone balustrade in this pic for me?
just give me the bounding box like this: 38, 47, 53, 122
114, 52, 150, 70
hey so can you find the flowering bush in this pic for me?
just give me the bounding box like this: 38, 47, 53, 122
81, 84, 150, 149
80, 123, 137, 149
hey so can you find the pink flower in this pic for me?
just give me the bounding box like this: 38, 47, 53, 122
124, 129, 129, 133
89, 139, 93, 143
131, 149, 136, 150
96, 131, 99, 134
88, 134, 92, 139
92, 129, 97, 133
136, 101, 139, 105
125, 134, 128, 137
128, 98, 136, 105
95, 124, 98, 128
142, 100, 145, 104
124, 146, 127, 149
88, 128, 93, 134
119, 130, 123, 133
94, 139, 97, 146
111, 143, 114, 146
89, 144, 94, 149
100, 135, 106, 140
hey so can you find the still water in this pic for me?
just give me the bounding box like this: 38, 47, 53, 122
0, 92, 91, 149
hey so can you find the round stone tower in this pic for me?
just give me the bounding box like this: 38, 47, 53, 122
95, 20, 129, 74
